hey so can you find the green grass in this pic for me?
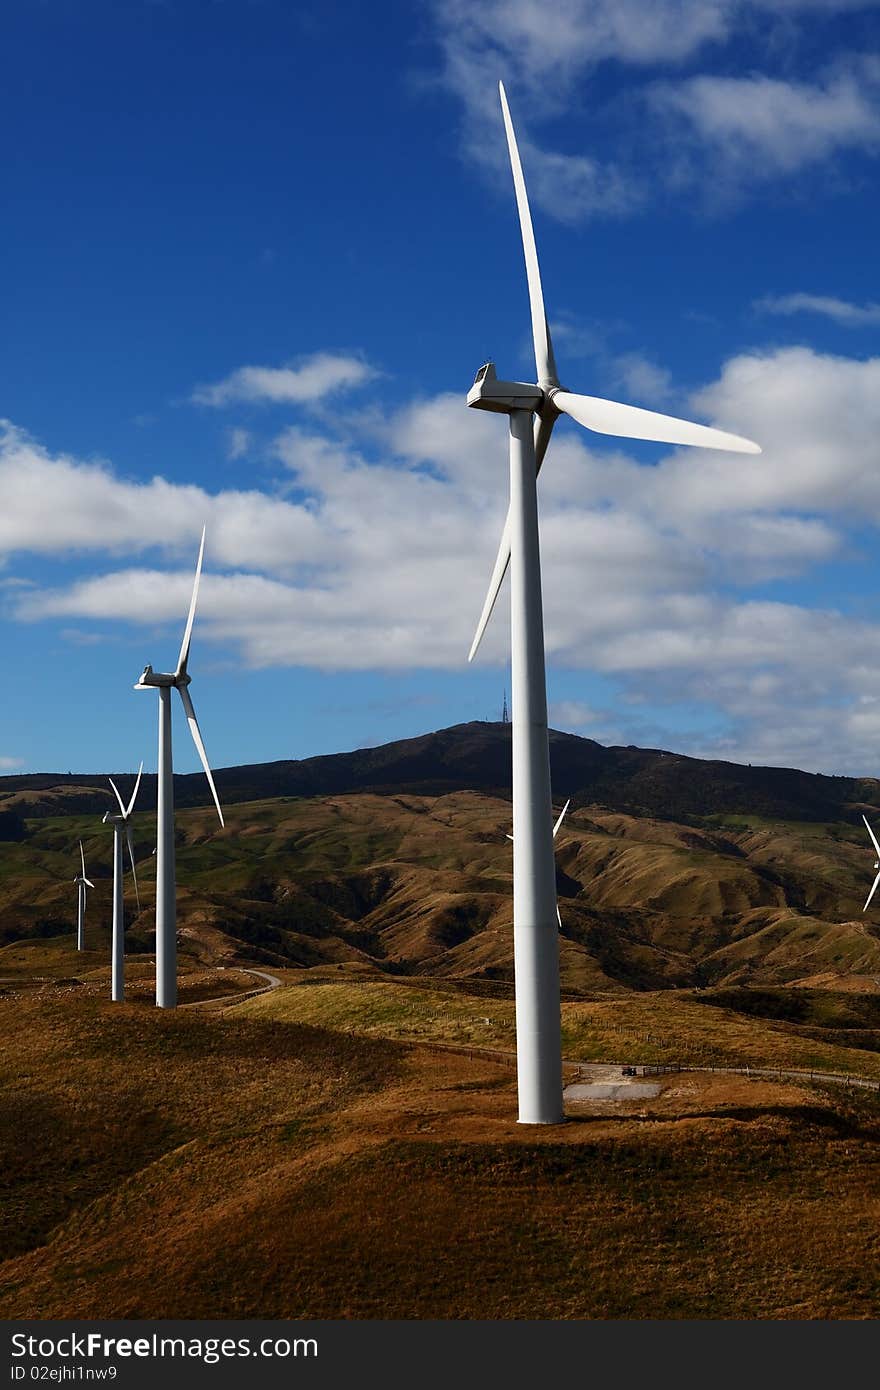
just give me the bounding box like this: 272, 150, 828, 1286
241, 979, 880, 1079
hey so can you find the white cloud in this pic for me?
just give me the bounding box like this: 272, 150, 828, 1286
685, 346, 880, 519
652, 64, 880, 183
0, 420, 325, 575
546, 347, 880, 536
610, 352, 674, 406
549, 700, 599, 729
192, 351, 377, 407
430, 1, 880, 217
10, 337, 880, 769
514, 136, 637, 222
0, 756, 24, 770
226, 427, 252, 460
434, 0, 731, 101
756, 292, 880, 326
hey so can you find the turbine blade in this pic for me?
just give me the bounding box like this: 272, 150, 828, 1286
533, 410, 555, 471
553, 390, 761, 454
556, 904, 562, 929
552, 799, 571, 839
506, 833, 514, 842
863, 813, 880, 861
468, 414, 556, 664
176, 525, 206, 678
864, 867, 880, 913
126, 827, 140, 912
469, 510, 511, 663
498, 81, 557, 386
176, 683, 225, 826
125, 761, 144, 819
79, 840, 86, 877
84, 878, 95, 890
108, 777, 127, 817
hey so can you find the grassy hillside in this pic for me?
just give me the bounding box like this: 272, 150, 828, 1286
4, 723, 880, 1319
240, 977, 880, 1078
3, 785, 880, 995
1, 988, 878, 1319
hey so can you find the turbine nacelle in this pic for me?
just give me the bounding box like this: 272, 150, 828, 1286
135, 665, 180, 690
74, 841, 94, 890
134, 528, 224, 841
467, 362, 543, 416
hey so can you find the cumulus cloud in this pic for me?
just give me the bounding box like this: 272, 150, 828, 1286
192, 352, 377, 407
0, 756, 24, 770
686, 346, 880, 519
0, 420, 324, 575
10, 338, 880, 769
652, 63, 880, 186
756, 292, 880, 326
429, 1, 880, 217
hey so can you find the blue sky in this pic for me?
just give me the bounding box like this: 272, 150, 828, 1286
3, 0, 880, 778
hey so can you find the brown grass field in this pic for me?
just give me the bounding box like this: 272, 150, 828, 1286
3, 776, 880, 1319
1, 973, 879, 1320
5, 788, 880, 995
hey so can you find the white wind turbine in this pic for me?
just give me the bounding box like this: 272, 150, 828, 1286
135, 527, 224, 1009
466, 82, 760, 1125
102, 762, 143, 1002
862, 814, 880, 912
507, 798, 571, 927
73, 840, 94, 952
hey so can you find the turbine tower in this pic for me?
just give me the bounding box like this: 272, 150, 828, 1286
102, 762, 143, 1002
467, 83, 760, 1125
73, 840, 94, 952
508, 798, 571, 928
135, 527, 224, 1009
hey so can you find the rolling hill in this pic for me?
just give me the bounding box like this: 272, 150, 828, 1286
4, 722, 880, 1321
2, 722, 880, 994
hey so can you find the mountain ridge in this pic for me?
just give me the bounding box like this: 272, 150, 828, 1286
1, 720, 877, 825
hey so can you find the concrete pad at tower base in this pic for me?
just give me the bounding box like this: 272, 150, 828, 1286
564, 1081, 661, 1101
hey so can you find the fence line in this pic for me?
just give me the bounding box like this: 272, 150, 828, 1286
636, 1062, 880, 1092
409, 1039, 880, 1091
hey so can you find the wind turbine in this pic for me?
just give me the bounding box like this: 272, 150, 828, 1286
862, 814, 880, 912
102, 762, 143, 1002
507, 799, 571, 927
135, 527, 224, 1009
73, 840, 94, 952
466, 83, 760, 1125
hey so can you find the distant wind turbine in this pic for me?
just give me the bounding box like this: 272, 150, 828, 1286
507, 799, 571, 927
135, 527, 224, 1009
862, 814, 880, 912
466, 83, 760, 1125
73, 840, 94, 952
102, 763, 143, 1002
